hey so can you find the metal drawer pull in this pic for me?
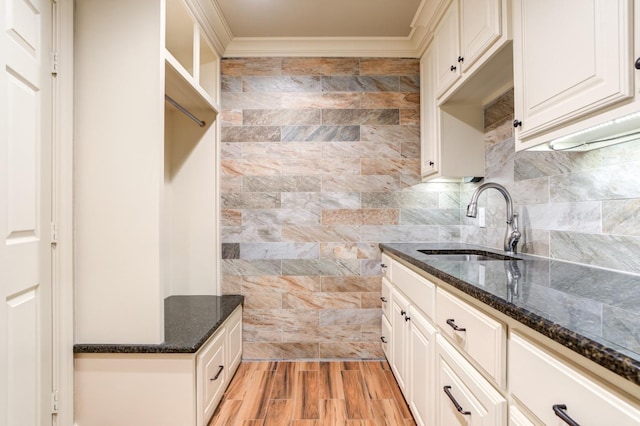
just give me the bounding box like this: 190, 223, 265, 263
380, 296, 388, 302
553, 404, 580, 426
446, 318, 466, 332
381, 336, 387, 343
210, 365, 224, 381
443, 386, 471, 416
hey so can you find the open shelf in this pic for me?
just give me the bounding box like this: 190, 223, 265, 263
165, 0, 220, 108
165, 51, 218, 113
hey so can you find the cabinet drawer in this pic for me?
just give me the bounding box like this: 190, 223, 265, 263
381, 253, 392, 280
435, 335, 506, 426
509, 332, 640, 426
436, 288, 505, 387
197, 330, 226, 426
381, 277, 392, 320
393, 260, 436, 322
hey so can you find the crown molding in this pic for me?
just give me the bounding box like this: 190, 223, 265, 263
187, 0, 233, 56
205, 0, 444, 58
223, 36, 421, 58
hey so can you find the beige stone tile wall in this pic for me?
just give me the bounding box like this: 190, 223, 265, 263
219, 57, 462, 359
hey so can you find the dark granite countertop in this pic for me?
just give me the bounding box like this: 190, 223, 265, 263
380, 243, 640, 387
74, 295, 244, 354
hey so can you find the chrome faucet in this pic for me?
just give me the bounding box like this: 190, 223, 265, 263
466, 182, 521, 254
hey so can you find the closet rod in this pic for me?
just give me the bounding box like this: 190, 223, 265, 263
164, 94, 205, 127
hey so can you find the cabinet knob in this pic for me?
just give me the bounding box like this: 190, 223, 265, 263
380, 336, 387, 343
380, 296, 388, 303
210, 365, 224, 381
553, 404, 580, 426
380, 263, 387, 269
635, 57, 640, 70
457, 56, 464, 63
400, 310, 406, 317
513, 119, 523, 128
404, 316, 411, 322
428, 161, 434, 166
450, 65, 457, 71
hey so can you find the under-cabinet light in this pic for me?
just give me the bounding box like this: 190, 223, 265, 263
548, 111, 640, 151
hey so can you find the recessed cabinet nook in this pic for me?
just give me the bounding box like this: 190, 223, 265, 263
73, 0, 237, 424
381, 252, 640, 426
421, 0, 513, 182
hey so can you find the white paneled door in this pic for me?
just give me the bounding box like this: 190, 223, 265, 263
0, 0, 53, 424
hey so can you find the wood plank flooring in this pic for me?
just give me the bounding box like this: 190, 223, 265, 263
208, 361, 416, 426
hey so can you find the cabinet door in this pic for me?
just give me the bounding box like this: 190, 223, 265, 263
420, 45, 439, 179
381, 315, 392, 360
390, 289, 410, 394
513, 0, 633, 140
434, 0, 461, 96
198, 330, 226, 426
227, 306, 243, 374
381, 277, 393, 320
408, 307, 437, 426
435, 335, 507, 426
459, 0, 501, 70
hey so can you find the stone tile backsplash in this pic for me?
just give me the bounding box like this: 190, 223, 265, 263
465, 89, 640, 274
221, 59, 640, 360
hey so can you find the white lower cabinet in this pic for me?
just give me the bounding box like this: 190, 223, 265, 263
197, 306, 243, 425
390, 289, 410, 393
509, 332, 640, 426
384, 258, 437, 425
382, 253, 640, 426
408, 305, 437, 426
435, 335, 507, 426
75, 305, 243, 426
390, 288, 437, 426
198, 331, 226, 425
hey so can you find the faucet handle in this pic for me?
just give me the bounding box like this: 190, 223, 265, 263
509, 213, 521, 253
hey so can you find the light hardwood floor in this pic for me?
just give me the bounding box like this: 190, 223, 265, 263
208, 360, 417, 426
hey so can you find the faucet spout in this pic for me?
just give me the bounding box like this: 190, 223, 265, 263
466, 182, 521, 254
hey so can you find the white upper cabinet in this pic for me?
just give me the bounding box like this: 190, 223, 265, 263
513, 0, 638, 150
421, 0, 510, 181
434, 0, 504, 97
434, 1, 461, 96
420, 46, 439, 179
460, 0, 501, 70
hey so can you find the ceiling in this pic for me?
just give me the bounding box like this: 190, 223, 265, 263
215, 0, 423, 38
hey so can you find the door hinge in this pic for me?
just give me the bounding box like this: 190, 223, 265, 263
51, 390, 59, 414
50, 52, 58, 76
51, 222, 58, 246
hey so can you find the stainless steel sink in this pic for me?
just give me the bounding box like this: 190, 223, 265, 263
417, 249, 521, 261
